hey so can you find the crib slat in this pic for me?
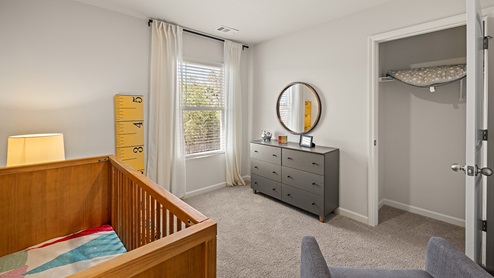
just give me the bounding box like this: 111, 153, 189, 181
128, 180, 132, 247
169, 210, 174, 235
122, 173, 125, 240
115, 170, 121, 238
149, 195, 154, 242
145, 191, 150, 244
157, 202, 162, 240
111, 166, 117, 240
150, 196, 156, 242
138, 187, 142, 247
147, 192, 152, 243
131, 181, 136, 250
139, 188, 146, 246
147, 193, 152, 242
124, 178, 129, 248
164, 208, 169, 237
142, 188, 146, 246
134, 184, 139, 249
119, 171, 124, 241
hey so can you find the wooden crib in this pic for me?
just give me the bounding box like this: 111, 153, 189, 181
0, 155, 217, 277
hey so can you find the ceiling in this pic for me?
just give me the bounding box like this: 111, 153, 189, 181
74, 0, 397, 45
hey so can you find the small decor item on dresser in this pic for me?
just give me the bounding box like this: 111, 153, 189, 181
278, 135, 287, 144
261, 130, 272, 141
299, 135, 315, 148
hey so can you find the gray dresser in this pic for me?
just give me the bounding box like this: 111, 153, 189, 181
250, 140, 339, 222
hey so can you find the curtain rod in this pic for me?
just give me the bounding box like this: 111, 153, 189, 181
148, 19, 249, 49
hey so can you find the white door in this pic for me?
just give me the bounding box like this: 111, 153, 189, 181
485, 14, 494, 272
465, 0, 488, 262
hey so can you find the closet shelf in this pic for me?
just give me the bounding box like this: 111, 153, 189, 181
380, 64, 466, 93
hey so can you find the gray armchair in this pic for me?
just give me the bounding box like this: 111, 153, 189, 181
301, 236, 492, 278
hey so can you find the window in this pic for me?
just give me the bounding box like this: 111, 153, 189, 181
180, 60, 225, 156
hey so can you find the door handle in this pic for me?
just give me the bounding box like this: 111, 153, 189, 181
477, 166, 493, 176
452, 163, 492, 177
451, 163, 466, 173
451, 163, 475, 176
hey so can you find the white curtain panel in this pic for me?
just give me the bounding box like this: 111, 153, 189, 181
224, 40, 245, 186
146, 21, 186, 198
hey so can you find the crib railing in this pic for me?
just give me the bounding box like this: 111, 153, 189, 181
108, 155, 208, 252
73, 156, 217, 277
0, 155, 216, 277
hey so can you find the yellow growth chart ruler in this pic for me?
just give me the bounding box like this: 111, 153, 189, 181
114, 94, 145, 174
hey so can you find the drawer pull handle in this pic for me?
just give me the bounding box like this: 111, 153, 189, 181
287, 157, 293, 160
272, 188, 276, 191
287, 193, 291, 197
254, 166, 258, 169
287, 176, 293, 179
312, 183, 317, 186
272, 154, 277, 157
272, 171, 277, 174
254, 150, 258, 153
312, 202, 316, 206
312, 162, 319, 166
254, 182, 258, 185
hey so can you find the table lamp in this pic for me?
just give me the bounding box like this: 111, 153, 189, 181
6, 133, 65, 167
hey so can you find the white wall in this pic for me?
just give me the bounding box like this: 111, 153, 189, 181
0, 0, 251, 197
0, 0, 149, 166
252, 0, 494, 223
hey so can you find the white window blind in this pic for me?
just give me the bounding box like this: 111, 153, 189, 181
180, 61, 225, 155
278, 87, 293, 128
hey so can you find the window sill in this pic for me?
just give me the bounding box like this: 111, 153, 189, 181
185, 150, 225, 160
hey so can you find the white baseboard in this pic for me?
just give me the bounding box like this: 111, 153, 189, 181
184, 182, 226, 198
184, 175, 250, 198
379, 199, 385, 209
382, 199, 465, 227
334, 207, 369, 224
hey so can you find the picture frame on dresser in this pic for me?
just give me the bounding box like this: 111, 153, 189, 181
299, 135, 314, 148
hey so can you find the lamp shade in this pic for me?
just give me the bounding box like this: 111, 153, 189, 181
6, 133, 65, 167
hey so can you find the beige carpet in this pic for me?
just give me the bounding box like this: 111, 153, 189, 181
184, 184, 464, 278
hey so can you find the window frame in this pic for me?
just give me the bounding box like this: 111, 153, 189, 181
180, 58, 226, 158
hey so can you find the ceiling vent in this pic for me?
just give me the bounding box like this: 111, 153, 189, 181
216, 25, 239, 35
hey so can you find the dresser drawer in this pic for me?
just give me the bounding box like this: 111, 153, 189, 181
250, 143, 281, 165
282, 166, 324, 195
281, 185, 323, 216
251, 159, 282, 182
251, 174, 282, 200
282, 149, 324, 175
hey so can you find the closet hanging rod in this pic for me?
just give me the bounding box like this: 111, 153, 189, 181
379, 76, 395, 82
148, 19, 249, 50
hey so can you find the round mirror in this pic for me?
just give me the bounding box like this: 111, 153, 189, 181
276, 82, 321, 135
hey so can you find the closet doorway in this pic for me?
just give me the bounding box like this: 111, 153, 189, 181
378, 25, 467, 226
368, 14, 467, 228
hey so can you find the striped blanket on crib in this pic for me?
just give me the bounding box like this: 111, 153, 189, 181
0, 225, 126, 277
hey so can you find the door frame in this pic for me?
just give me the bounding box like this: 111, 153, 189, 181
367, 13, 466, 227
